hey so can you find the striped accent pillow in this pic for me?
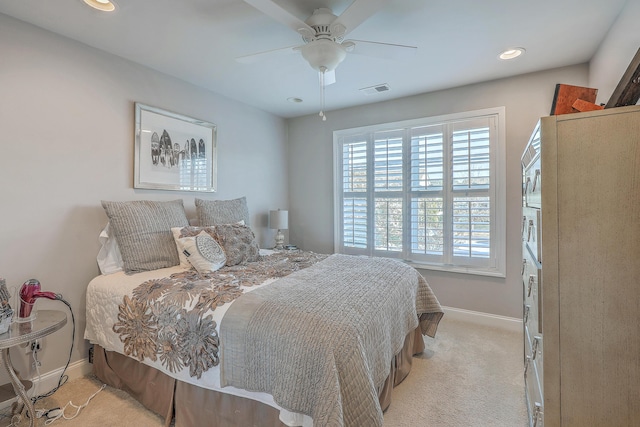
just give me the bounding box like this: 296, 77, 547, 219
101, 200, 189, 274
195, 197, 250, 227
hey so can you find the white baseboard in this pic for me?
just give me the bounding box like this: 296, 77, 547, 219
0, 358, 92, 410
442, 306, 522, 333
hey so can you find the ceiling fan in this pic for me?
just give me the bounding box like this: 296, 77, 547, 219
238, 0, 417, 119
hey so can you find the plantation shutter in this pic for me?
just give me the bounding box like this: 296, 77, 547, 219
334, 107, 505, 276
341, 136, 368, 249
373, 129, 403, 254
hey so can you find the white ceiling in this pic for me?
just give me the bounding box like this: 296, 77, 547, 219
0, 0, 627, 118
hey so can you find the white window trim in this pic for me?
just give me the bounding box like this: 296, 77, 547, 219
333, 107, 506, 278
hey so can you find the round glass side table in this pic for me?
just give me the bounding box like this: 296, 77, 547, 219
0, 310, 67, 427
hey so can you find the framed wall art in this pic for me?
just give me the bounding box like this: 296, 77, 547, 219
134, 103, 217, 192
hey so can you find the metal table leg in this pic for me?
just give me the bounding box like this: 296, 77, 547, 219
1, 347, 34, 427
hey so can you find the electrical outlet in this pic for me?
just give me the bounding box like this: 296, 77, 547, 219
25, 340, 41, 354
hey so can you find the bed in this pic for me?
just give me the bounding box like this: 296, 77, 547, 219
84, 198, 444, 427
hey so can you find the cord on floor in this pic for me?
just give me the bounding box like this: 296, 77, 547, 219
44, 384, 106, 425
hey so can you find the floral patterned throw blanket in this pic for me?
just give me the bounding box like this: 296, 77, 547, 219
111, 251, 328, 379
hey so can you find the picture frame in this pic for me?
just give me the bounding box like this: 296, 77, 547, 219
134, 103, 217, 192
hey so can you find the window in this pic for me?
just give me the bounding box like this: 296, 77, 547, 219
334, 107, 505, 277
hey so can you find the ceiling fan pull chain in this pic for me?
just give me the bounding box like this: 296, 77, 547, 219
319, 67, 327, 121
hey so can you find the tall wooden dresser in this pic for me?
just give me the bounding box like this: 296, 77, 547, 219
521, 105, 640, 427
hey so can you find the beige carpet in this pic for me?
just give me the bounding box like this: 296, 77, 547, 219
383, 318, 528, 426
0, 317, 528, 426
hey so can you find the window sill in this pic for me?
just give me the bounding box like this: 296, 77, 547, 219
403, 260, 506, 278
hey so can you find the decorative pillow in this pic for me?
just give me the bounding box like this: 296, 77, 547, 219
212, 224, 260, 266
175, 231, 226, 274
196, 197, 250, 227
96, 222, 124, 275
101, 200, 189, 274
171, 226, 218, 267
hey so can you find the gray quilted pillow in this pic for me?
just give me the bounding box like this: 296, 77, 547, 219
101, 200, 189, 274
195, 197, 250, 226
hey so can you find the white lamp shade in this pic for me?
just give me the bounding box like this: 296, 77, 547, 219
269, 210, 288, 230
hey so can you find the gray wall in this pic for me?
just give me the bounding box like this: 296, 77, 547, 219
589, 0, 640, 104
0, 15, 288, 382
286, 65, 589, 319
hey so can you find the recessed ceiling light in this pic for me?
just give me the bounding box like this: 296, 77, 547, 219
287, 97, 303, 103
499, 48, 525, 60
83, 0, 117, 12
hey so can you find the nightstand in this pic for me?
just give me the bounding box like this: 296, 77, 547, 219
0, 310, 67, 427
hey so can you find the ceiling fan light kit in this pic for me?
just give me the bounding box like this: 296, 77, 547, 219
299, 39, 347, 72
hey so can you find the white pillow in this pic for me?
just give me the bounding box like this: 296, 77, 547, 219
175, 231, 226, 274
97, 222, 124, 275
171, 221, 245, 268
171, 226, 216, 267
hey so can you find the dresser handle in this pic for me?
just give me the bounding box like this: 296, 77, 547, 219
524, 355, 531, 377
527, 220, 534, 242
522, 216, 527, 238
522, 259, 527, 275
532, 336, 541, 360
524, 305, 530, 323
532, 169, 541, 192
533, 402, 543, 427
527, 275, 535, 297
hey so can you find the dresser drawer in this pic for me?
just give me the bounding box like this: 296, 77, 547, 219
524, 158, 541, 208
524, 324, 543, 384
522, 249, 542, 336
522, 248, 541, 303
525, 354, 544, 427
522, 207, 541, 263
524, 301, 540, 352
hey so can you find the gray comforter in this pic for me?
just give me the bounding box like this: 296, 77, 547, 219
220, 254, 443, 427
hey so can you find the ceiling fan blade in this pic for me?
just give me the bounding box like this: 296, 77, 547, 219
332, 0, 391, 35
243, 0, 314, 35
346, 40, 417, 60
319, 69, 336, 86
236, 45, 302, 64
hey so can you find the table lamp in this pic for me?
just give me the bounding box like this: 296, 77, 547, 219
269, 210, 288, 250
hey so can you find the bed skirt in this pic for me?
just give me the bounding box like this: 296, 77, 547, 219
92, 327, 424, 427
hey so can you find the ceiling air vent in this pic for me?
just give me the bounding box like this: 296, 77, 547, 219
359, 84, 390, 95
